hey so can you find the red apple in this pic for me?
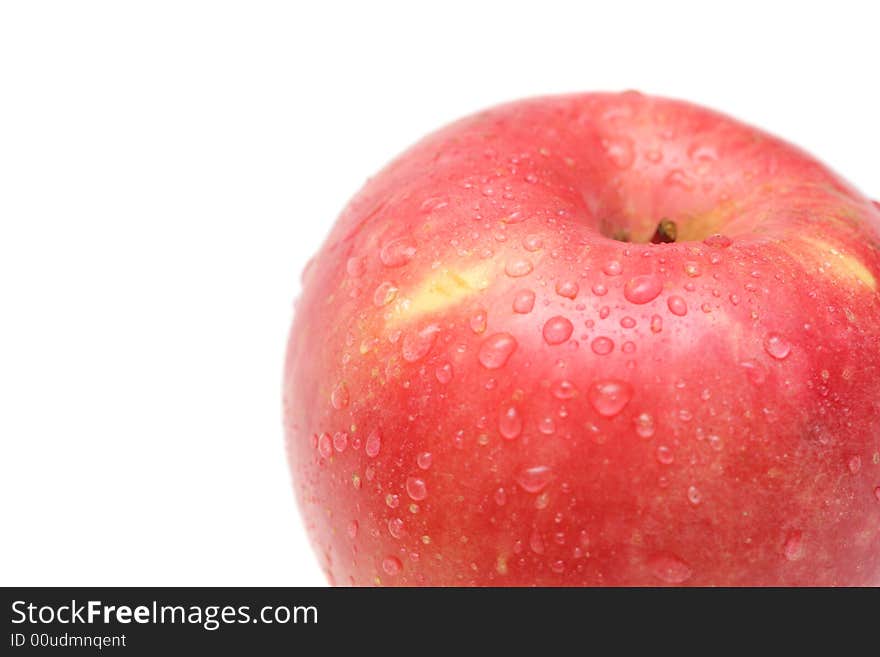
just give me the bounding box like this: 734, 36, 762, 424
283, 92, 880, 586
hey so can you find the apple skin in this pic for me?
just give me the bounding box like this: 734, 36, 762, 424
283, 92, 880, 586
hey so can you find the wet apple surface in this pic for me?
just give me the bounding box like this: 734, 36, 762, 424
284, 92, 880, 586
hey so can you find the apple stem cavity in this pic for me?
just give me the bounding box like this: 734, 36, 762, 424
650, 219, 678, 244
610, 228, 631, 243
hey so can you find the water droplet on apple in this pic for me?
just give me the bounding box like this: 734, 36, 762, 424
635, 140, 660, 161
415, 452, 433, 470
555, 279, 579, 299
382, 556, 402, 575
494, 487, 507, 505
499, 405, 523, 440
650, 314, 663, 332
740, 360, 767, 386
469, 310, 488, 334
402, 324, 440, 362
874, 486, 880, 502
516, 465, 553, 493
380, 238, 416, 267
763, 333, 791, 360
331, 383, 349, 409
656, 445, 674, 464
365, 429, 381, 457
543, 316, 574, 345
783, 531, 804, 561
346, 256, 366, 277
684, 261, 701, 277
665, 168, 696, 190
603, 260, 622, 276
588, 380, 633, 417
505, 257, 533, 277
591, 282, 608, 296
703, 234, 732, 248
634, 412, 655, 438
406, 476, 428, 501
534, 491, 550, 510
620, 316, 636, 329
624, 275, 663, 304
419, 195, 449, 213
603, 136, 635, 169
435, 362, 454, 384
347, 520, 359, 539
513, 289, 536, 313
373, 281, 398, 307
387, 518, 404, 539
688, 143, 718, 163
539, 416, 556, 434
687, 485, 702, 505
649, 553, 693, 584
318, 432, 332, 458
479, 333, 518, 369
386, 494, 400, 509
523, 235, 543, 252
552, 379, 578, 399
848, 455, 862, 474
529, 530, 545, 554
708, 434, 723, 451
333, 432, 348, 452
667, 295, 688, 316
590, 336, 614, 355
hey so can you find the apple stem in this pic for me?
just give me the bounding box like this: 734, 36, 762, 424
651, 219, 677, 244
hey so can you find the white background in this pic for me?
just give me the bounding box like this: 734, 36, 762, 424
1, 1, 877, 585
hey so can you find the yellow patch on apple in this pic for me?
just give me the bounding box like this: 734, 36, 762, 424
388, 262, 494, 324
797, 236, 876, 290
